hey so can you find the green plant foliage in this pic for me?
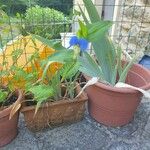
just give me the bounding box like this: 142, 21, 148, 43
78, 52, 103, 78
36, 0, 73, 15
78, 5, 89, 24
58, 61, 80, 99
77, 20, 88, 39
0, 9, 20, 49
82, 0, 100, 22
0, 89, 8, 103
32, 34, 67, 51
33, 34, 80, 102
27, 84, 54, 114
78, 0, 136, 85
0, 0, 31, 15
0, 0, 73, 16
118, 57, 137, 83
0, 39, 40, 90
21, 5, 70, 39
0, 39, 53, 110
60, 61, 80, 82
87, 21, 112, 42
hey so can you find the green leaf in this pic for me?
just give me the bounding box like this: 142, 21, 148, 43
118, 57, 137, 83
52, 41, 69, 51
47, 50, 74, 63
50, 71, 61, 100
91, 36, 116, 83
78, 5, 89, 24
83, 0, 100, 23
11, 49, 24, 62
116, 46, 122, 77
32, 34, 67, 51
28, 84, 54, 114
42, 50, 74, 80
32, 34, 53, 46
111, 64, 118, 86
87, 21, 112, 42
79, 0, 115, 84
110, 46, 123, 85
0, 90, 8, 103
27, 51, 40, 63
78, 52, 103, 78
60, 61, 80, 81
78, 0, 135, 85
77, 20, 88, 38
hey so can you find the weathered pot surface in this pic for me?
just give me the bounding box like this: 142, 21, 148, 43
0, 90, 23, 147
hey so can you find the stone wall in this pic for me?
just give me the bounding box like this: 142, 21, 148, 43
115, 0, 150, 58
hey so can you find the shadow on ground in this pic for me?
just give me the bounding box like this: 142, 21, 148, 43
2, 99, 150, 150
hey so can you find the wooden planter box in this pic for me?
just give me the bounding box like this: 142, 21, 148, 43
21, 86, 87, 132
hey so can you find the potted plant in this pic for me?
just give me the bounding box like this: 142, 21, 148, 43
0, 89, 22, 147
0, 39, 51, 146
21, 35, 87, 132
0, 48, 24, 147
69, 0, 150, 127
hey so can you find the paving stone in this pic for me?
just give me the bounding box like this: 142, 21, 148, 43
1, 99, 150, 150
34, 119, 110, 150
142, 115, 150, 140
107, 141, 139, 150
138, 141, 150, 150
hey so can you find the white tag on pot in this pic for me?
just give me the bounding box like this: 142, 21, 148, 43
75, 77, 99, 98
115, 82, 150, 99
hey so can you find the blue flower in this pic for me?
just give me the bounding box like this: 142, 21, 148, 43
69, 36, 89, 51
69, 36, 78, 46
78, 38, 89, 51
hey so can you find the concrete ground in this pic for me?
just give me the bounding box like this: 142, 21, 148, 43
2, 97, 150, 150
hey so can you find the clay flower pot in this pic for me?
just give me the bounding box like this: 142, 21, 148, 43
21, 86, 87, 132
0, 90, 23, 147
84, 63, 150, 127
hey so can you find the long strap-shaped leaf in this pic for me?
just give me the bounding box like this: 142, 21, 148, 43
83, 0, 100, 23
78, 4, 89, 24
92, 36, 116, 83
118, 57, 137, 83
42, 50, 74, 80
80, 0, 116, 84
32, 34, 68, 51
78, 52, 103, 78
87, 21, 112, 42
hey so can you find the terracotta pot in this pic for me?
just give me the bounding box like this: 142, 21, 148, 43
0, 90, 23, 147
21, 85, 87, 132
84, 63, 150, 127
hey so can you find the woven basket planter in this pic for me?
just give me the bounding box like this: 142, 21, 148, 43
21, 86, 87, 132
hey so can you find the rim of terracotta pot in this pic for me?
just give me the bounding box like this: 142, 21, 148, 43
0, 90, 23, 118
84, 63, 150, 94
